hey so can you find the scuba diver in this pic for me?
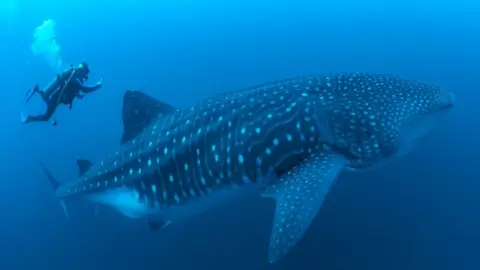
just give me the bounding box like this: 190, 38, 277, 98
22, 62, 103, 125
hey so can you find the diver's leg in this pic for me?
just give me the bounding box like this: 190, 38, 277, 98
38, 91, 49, 103
21, 102, 57, 124
25, 84, 50, 104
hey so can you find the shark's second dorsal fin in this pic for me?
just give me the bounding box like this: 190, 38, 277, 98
121, 90, 177, 144
77, 159, 93, 177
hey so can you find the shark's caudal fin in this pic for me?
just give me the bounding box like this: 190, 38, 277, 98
121, 90, 178, 144
148, 220, 172, 231
39, 161, 60, 191
262, 148, 347, 263
39, 162, 69, 220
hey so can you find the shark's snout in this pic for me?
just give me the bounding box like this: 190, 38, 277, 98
443, 92, 455, 109
436, 92, 455, 111
448, 92, 455, 105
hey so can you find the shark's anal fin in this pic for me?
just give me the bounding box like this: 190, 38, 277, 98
148, 220, 171, 231
121, 90, 178, 144
262, 149, 347, 263
76, 159, 93, 177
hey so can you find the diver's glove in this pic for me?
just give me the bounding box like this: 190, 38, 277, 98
96, 79, 104, 87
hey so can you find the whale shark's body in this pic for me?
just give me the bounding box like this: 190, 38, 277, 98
42, 73, 454, 263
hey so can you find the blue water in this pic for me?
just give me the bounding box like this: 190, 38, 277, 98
0, 0, 479, 269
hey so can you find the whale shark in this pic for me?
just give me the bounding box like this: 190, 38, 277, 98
41, 72, 454, 263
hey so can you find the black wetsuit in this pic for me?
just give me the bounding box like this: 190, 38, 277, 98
23, 67, 102, 124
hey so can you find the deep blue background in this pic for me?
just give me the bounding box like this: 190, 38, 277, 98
0, 0, 479, 269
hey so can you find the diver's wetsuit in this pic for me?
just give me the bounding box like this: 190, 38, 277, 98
23, 67, 102, 124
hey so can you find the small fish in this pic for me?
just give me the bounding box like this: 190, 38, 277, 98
41, 73, 454, 263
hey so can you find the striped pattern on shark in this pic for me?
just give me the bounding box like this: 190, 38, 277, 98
41, 72, 454, 263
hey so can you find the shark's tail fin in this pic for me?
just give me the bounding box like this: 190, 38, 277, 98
39, 161, 60, 190
39, 161, 69, 220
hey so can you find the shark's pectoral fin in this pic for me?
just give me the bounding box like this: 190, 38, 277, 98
121, 90, 178, 144
263, 149, 347, 263
76, 159, 93, 177
148, 219, 172, 231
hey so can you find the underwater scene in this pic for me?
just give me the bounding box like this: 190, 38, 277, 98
0, 0, 479, 269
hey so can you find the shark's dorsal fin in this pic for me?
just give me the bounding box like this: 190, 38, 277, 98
77, 159, 93, 177
121, 90, 177, 144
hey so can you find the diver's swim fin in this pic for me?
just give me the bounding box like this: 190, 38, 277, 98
25, 84, 39, 103
20, 112, 27, 124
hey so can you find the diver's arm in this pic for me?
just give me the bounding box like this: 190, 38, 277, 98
76, 78, 103, 93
